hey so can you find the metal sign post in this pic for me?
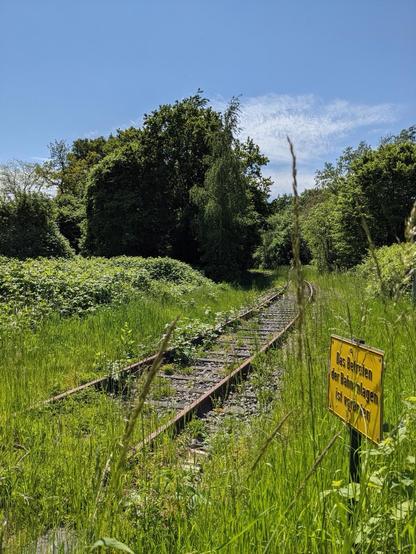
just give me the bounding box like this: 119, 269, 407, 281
349, 417, 362, 517
328, 335, 384, 516
349, 426, 361, 483
348, 338, 365, 516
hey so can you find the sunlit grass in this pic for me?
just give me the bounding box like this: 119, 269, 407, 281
1, 271, 285, 411
77, 269, 415, 554
0, 268, 285, 550
4, 268, 414, 553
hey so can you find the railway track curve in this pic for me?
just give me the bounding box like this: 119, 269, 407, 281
41, 285, 287, 406
130, 280, 314, 455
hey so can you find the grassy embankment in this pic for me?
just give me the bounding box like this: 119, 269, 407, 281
0, 256, 285, 549
82, 270, 415, 553
0, 256, 284, 408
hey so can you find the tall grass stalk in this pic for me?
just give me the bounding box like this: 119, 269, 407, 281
287, 136, 308, 442
94, 319, 177, 536
288, 137, 318, 460
0, 269, 285, 550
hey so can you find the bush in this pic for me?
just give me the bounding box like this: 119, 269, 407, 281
0, 256, 213, 330
356, 243, 416, 297
54, 193, 86, 252
0, 192, 74, 259
110, 256, 208, 286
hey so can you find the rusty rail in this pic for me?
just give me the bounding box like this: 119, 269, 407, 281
130, 281, 314, 454
41, 285, 287, 406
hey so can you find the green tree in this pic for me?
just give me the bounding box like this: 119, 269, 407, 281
328, 180, 368, 268
256, 198, 310, 269
302, 128, 416, 271
191, 100, 249, 280
0, 192, 73, 259
84, 141, 173, 256
350, 141, 416, 246
235, 137, 272, 261
84, 93, 271, 270
137, 93, 222, 262
301, 195, 335, 272
40, 138, 110, 250
84, 94, 222, 261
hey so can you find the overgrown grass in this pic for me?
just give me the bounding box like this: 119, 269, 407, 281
4, 267, 414, 552
75, 270, 414, 553
0, 268, 284, 410
0, 263, 285, 550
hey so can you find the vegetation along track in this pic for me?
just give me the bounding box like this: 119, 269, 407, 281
39, 282, 313, 455
41, 284, 288, 406
130, 280, 314, 455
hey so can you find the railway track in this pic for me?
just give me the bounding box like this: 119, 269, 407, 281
24, 281, 313, 553
41, 285, 287, 406
39, 281, 313, 452
129, 281, 314, 455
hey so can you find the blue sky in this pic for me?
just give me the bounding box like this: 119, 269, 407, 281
1, 0, 415, 195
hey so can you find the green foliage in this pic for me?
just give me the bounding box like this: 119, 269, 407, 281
302, 195, 336, 272
236, 136, 272, 222
43, 137, 127, 248
0, 266, 280, 406
0, 267, 282, 549
0, 255, 211, 330
54, 193, 86, 251
1, 268, 415, 551
0, 192, 74, 260
191, 100, 250, 280
255, 209, 292, 268
137, 93, 222, 263
356, 242, 416, 297
46, 138, 109, 197
84, 141, 169, 257
82, 94, 270, 276
91, 537, 135, 553
327, 179, 368, 268
74, 271, 414, 553
350, 141, 416, 246
255, 197, 310, 268
301, 129, 416, 271
84, 94, 222, 262
320, 397, 416, 550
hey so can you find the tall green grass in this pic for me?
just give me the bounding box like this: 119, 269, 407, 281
4, 268, 414, 552
1, 273, 284, 412
0, 267, 285, 550
79, 270, 415, 553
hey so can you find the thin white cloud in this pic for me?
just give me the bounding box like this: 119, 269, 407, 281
83, 130, 99, 139
212, 93, 398, 195
30, 156, 50, 162
267, 168, 317, 196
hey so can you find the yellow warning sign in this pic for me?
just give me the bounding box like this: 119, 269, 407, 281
328, 335, 384, 443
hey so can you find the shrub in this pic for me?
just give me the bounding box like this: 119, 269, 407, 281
0, 256, 213, 330
0, 192, 74, 259
356, 243, 416, 297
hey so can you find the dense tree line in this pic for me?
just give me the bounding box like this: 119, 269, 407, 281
0, 94, 272, 279
256, 126, 416, 272
81, 95, 271, 279
0, 90, 414, 279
